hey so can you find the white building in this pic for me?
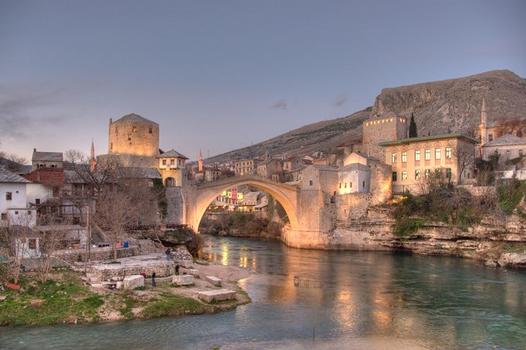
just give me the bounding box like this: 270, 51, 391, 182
338, 152, 371, 194
0, 166, 36, 227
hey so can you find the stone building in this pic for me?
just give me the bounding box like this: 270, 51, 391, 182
362, 115, 407, 160
256, 158, 283, 180
157, 150, 188, 187
478, 98, 526, 164
338, 153, 370, 195
481, 135, 526, 165
234, 159, 256, 176
380, 134, 477, 194
31, 149, 63, 170
106, 113, 160, 168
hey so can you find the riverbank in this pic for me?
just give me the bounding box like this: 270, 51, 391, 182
0, 263, 251, 327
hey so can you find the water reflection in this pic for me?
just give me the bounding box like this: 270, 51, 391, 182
1, 235, 525, 350
202, 235, 526, 350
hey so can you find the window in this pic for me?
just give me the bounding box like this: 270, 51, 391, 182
149, 127, 153, 134
489, 134, 493, 142
132, 126, 137, 133
14, 211, 19, 215
6, 192, 12, 201
339, 183, 341, 189
425, 149, 431, 160
170, 159, 175, 165
445, 147, 452, 159
28, 239, 37, 250
435, 148, 441, 160
1, 213, 6, 221
162, 159, 167, 165
35, 198, 40, 205
401, 171, 407, 180
446, 168, 452, 179
415, 169, 421, 180
401, 151, 407, 163
425, 169, 431, 178
110, 143, 113, 151
391, 153, 397, 164
362, 181, 365, 189
415, 150, 421, 161
309, 180, 313, 186
350, 182, 353, 188
28, 210, 32, 216
344, 183, 347, 188
392, 172, 397, 182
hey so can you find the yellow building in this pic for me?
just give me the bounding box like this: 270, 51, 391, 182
380, 134, 477, 194
234, 159, 256, 176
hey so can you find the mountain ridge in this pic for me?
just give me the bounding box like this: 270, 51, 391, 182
207, 70, 526, 164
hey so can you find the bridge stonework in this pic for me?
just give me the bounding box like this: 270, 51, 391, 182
181, 175, 334, 248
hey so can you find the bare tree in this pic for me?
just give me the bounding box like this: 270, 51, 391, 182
0, 217, 34, 284
34, 220, 66, 283
64, 149, 87, 164
93, 186, 136, 260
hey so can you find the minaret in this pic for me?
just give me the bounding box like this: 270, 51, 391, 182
89, 139, 97, 171
479, 97, 488, 145
198, 149, 204, 173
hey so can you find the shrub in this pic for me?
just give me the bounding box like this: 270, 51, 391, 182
497, 179, 526, 215
393, 217, 425, 237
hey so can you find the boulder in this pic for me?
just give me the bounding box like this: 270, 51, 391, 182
498, 253, 526, 268
197, 289, 236, 303
173, 274, 194, 286
205, 275, 222, 287
123, 275, 145, 290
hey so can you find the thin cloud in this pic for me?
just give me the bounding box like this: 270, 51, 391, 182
271, 99, 288, 110
0, 86, 64, 140
334, 95, 348, 107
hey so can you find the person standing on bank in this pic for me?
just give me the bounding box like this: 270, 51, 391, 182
152, 272, 157, 288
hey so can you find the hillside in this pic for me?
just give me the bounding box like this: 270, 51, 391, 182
207, 70, 526, 163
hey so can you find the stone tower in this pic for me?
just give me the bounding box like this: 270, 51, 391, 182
108, 113, 159, 158
89, 139, 97, 171
479, 97, 489, 145
198, 150, 204, 173
362, 115, 408, 160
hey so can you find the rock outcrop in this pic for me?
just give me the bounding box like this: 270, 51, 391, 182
207, 70, 526, 162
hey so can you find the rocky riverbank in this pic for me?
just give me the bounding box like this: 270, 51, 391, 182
0, 262, 251, 327
325, 206, 526, 269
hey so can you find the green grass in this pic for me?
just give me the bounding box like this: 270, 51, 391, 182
140, 293, 206, 319
0, 273, 104, 326
118, 292, 136, 319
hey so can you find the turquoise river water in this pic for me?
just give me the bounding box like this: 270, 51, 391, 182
1, 235, 526, 349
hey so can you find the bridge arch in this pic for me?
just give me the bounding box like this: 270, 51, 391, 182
185, 176, 300, 233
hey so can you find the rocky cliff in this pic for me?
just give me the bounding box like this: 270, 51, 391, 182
373, 69, 526, 136
207, 70, 526, 163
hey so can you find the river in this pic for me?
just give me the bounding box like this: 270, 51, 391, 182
1, 235, 526, 350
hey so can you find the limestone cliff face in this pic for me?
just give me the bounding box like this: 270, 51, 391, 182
208, 70, 526, 163
329, 207, 526, 269
372, 70, 526, 136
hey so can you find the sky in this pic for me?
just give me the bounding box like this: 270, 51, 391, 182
0, 0, 525, 161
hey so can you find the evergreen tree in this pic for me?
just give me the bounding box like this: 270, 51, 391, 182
409, 113, 418, 138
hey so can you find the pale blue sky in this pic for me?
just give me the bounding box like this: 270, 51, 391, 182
0, 0, 525, 161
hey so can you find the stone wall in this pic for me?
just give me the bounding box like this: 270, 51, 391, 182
108, 117, 159, 157
362, 116, 408, 159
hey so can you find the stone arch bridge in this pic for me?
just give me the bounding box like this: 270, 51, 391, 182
179, 175, 333, 248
